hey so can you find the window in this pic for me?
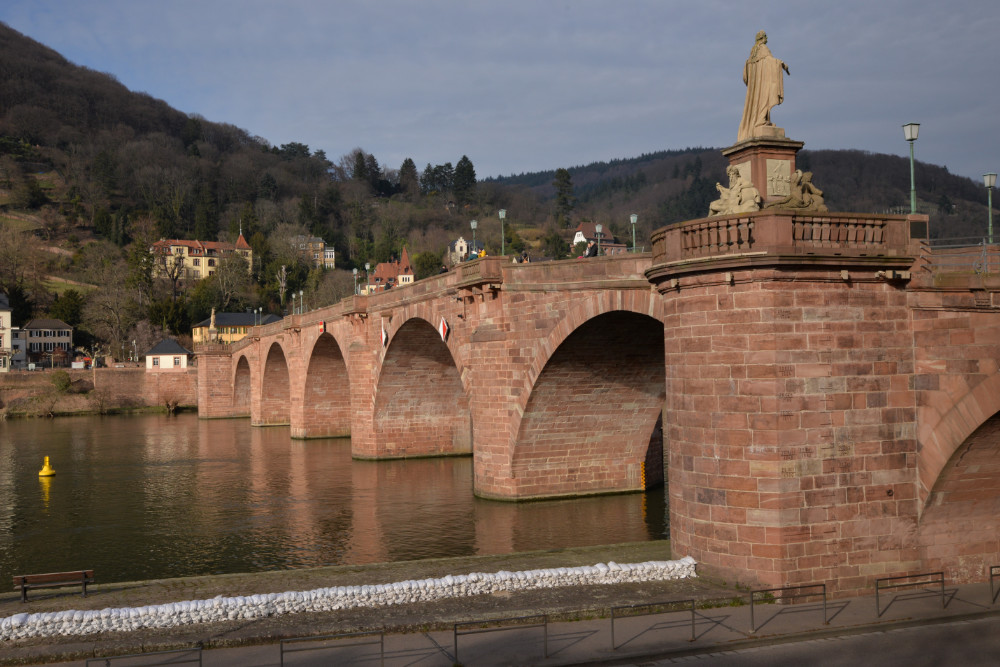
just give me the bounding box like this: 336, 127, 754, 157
208, 259, 215, 267
193, 258, 200, 266
173, 357, 181, 367
153, 358, 159, 367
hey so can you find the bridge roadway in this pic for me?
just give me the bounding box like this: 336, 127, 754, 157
197, 209, 1000, 596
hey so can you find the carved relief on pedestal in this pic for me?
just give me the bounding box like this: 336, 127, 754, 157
767, 159, 791, 198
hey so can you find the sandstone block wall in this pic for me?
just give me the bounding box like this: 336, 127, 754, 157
664, 269, 919, 595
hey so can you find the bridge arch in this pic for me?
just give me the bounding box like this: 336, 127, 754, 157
917, 372, 1000, 578
374, 316, 471, 457
233, 355, 251, 416
298, 332, 351, 438
258, 341, 291, 425
511, 308, 666, 498
917, 371, 1000, 508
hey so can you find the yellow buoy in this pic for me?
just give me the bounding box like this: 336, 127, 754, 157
38, 456, 56, 477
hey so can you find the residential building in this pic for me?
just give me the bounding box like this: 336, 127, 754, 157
150, 234, 253, 282
570, 222, 628, 256
145, 339, 192, 371
10, 329, 26, 369
0, 293, 10, 372
448, 236, 484, 265
192, 311, 283, 345
292, 235, 336, 269
367, 248, 415, 293
23, 318, 73, 366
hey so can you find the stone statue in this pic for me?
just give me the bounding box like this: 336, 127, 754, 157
765, 169, 828, 212
709, 165, 761, 216
737, 31, 789, 142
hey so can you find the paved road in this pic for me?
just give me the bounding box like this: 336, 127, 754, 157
640, 616, 1000, 666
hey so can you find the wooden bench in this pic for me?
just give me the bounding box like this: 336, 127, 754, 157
13, 570, 94, 603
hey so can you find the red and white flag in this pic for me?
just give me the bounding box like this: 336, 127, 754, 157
438, 317, 450, 342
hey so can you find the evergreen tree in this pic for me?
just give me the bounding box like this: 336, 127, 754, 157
399, 158, 420, 200
553, 168, 575, 228
453, 155, 477, 204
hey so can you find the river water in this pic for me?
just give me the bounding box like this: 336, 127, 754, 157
0, 413, 667, 585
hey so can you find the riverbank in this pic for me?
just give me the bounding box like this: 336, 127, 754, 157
0, 367, 196, 418
0, 541, 741, 665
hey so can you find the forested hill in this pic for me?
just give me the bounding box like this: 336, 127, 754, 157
494, 147, 991, 241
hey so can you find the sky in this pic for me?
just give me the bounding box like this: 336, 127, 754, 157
1, 1, 998, 183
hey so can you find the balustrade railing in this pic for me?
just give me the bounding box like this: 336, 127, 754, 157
652, 211, 920, 267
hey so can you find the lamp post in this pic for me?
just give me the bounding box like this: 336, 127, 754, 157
290, 292, 297, 315
986, 172, 997, 244
499, 209, 506, 256
353, 268, 358, 295
470, 220, 478, 258
630, 213, 638, 252
299, 289, 304, 313
365, 262, 371, 294
903, 123, 919, 214
595, 224, 603, 256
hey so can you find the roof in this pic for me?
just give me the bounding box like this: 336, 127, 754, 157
193, 312, 283, 328
574, 222, 616, 244
146, 339, 192, 356
0, 293, 9, 309
151, 235, 252, 256
370, 248, 415, 284
24, 318, 72, 330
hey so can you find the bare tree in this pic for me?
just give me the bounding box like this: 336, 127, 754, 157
213, 253, 251, 310
83, 259, 141, 360
276, 264, 288, 306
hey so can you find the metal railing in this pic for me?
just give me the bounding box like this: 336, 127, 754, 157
875, 572, 946, 617
925, 237, 1000, 275
86, 648, 201, 667
453, 614, 548, 664
280, 630, 383, 666
990, 565, 1000, 605
750, 584, 828, 633
610, 598, 696, 648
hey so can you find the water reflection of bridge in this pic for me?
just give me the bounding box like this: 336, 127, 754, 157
198, 210, 1000, 597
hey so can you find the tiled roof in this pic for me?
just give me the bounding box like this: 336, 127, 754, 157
146, 339, 191, 355
24, 318, 72, 330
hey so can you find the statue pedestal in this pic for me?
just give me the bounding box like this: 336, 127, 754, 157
722, 136, 804, 207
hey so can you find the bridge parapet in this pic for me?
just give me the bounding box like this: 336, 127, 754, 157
648, 211, 926, 286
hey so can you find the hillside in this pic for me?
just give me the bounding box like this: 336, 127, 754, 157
0, 21, 994, 361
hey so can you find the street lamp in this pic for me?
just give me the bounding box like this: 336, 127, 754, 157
595, 224, 603, 256
299, 289, 304, 313
903, 123, 919, 214
353, 268, 359, 295
498, 209, 506, 256
986, 172, 997, 244
365, 262, 371, 294
630, 213, 638, 253
470, 220, 478, 258
290, 292, 297, 315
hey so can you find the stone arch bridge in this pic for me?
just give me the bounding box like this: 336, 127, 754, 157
198, 210, 1000, 595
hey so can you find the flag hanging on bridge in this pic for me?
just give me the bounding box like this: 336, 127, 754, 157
381, 323, 388, 347
438, 317, 450, 342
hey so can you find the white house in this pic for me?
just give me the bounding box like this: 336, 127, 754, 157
145, 339, 192, 371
